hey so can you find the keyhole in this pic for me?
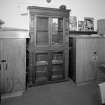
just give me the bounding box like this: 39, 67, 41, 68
93, 51, 96, 55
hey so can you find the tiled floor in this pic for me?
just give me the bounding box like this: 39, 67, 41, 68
1, 80, 102, 105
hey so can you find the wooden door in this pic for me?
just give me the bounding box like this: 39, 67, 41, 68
97, 38, 105, 63
3, 40, 15, 93
96, 38, 105, 82
3, 39, 26, 92
76, 38, 97, 83
0, 39, 12, 94
0, 39, 26, 94
0, 40, 5, 94
51, 51, 65, 81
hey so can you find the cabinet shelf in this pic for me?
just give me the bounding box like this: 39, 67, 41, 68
36, 61, 48, 66
36, 70, 48, 73
52, 60, 63, 64
51, 75, 64, 80
52, 42, 63, 45
52, 70, 64, 76
35, 77, 48, 82
52, 30, 63, 32
52, 68, 63, 72
37, 30, 48, 32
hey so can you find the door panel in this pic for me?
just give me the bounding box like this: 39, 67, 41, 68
3, 40, 15, 93
97, 38, 105, 63
3, 39, 26, 92
0, 40, 6, 94
0, 39, 26, 94
76, 38, 97, 82
0, 40, 12, 94
96, 38, 105, 82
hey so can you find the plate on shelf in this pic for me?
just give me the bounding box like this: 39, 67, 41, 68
36, 61, 48, 66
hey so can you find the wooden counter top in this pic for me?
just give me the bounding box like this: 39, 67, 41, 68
69, 31, 105, 38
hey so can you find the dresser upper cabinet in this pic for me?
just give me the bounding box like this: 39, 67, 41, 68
28, 6, 70, 48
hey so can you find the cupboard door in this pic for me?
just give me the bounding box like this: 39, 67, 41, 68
0, 61, 3, 93
0, 63, 8, 94
3, 39, 26, 93
0, 40, 13, 94
76, 38, 97, 83
0, 40, 5, 94
3, 40, 14, 93
51, 51, 65, 80
35, 53, 49, 83
96, 38, 105, 82
97, 38, 105, 63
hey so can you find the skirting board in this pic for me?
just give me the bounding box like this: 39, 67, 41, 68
76, 79, 96, 86
1, 90, 24, 99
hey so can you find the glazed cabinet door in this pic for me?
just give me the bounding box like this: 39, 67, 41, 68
34, 52, 49, 84
36, 16, 64, 47
51, 18, 63, 45
51, 51, 65, 80
34, 51, 65, 84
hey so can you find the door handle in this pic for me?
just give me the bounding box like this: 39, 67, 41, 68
5, 63, 8, 71
1, 60, 6, 62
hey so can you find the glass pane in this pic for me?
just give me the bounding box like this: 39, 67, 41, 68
58, 32, 63, 43
52, 65, 63, 71
36, 53, 48, 62
58, 18, 63, 31
53, 52, 63, 60
36, 32, 48, 45
51, 64, 64, 80
30, 15, 34, 31
37, 17, 48, 31
35, 53, 49, 82
36, 53, 48, 65
52, 52, 64, 64
36, 17, 49, 46
36, 66, 48, 81
52, 18, 63, 45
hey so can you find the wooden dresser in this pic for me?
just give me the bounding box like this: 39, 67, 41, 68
27, 6, 70, 85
